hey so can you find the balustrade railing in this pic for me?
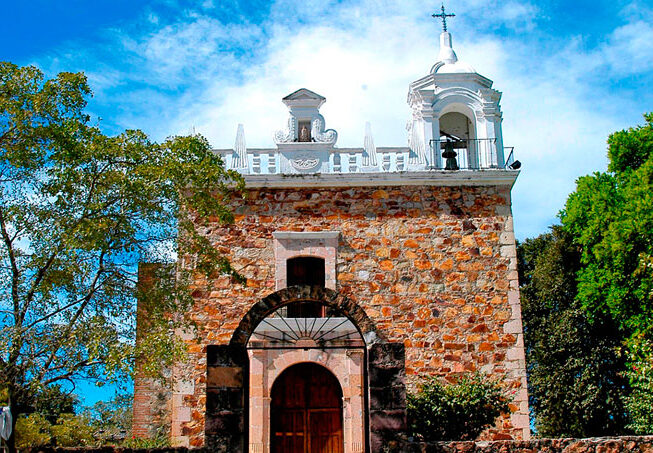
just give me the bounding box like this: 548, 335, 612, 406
217, 138, 515, 174
428, 138, 504, 170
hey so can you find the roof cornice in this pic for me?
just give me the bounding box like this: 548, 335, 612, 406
240, 170, 519, 189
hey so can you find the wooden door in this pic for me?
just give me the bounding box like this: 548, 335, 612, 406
271, 363, 343, 453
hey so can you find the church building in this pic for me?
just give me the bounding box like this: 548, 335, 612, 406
133, 11, 529, 453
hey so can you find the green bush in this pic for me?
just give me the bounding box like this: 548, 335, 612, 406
15, 412, 95, 448
123, 434, 171, 448
626, 336, 653, 433
50, 413, 95, 446
407, 373, 510, 441
15, 413, 52, 448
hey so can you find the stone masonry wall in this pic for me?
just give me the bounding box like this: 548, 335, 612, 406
23, 436, 653, 453
133, 264, 172, 439
150, 184, 528, 447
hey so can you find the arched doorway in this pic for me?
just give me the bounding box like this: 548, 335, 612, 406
271, 363, 344, 453
206, 286, 406, 452
248, 298, 363, 452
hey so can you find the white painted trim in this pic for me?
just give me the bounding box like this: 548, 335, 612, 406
272, 231, 340, 240
276, 142, 334, 152
242, 170, 518, 189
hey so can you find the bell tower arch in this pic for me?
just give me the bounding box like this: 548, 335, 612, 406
407, 19, 506, 170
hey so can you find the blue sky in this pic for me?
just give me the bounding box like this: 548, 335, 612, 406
2, 0, 652, 403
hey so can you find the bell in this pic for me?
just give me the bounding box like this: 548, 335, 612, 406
442, 141, 459, 170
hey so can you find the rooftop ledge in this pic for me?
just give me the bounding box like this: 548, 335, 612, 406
240, 169, 519, 188
215, 139, 519, 188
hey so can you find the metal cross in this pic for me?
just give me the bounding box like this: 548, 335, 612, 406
432, 4, 455, 32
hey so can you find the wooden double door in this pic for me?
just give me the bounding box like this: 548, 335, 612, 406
271, 363, 344, 453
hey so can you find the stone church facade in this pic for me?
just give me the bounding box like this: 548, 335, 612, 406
133, 23, 529, 453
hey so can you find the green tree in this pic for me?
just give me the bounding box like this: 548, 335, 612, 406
625, 335, 653, 434
518, 228, 629, 437
30, 385, 77, 423
407, 373, 509, 441
14, 413, 51, 448
0, 62, 244, 451
14, 412, 95, 448
607, 113, 653, 174
83, 393, 133, 445
49, 413, 95, 446
559, 114, 653, 432
561, 114, 653, 337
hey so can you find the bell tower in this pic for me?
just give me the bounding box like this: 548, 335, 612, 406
407, 6, 506, 170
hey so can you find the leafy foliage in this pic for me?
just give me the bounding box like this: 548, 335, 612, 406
15, 412, 94, 448
15, 413, 51, 448
607, 113, 653, 173
82, 393, 133, 445
49, 413, 95, 446
625, 336, 653, 434
560, 113, 653, 338
0, 61, 244, 449
407, 373, 509, 441
559, 114, 653, 432
518, 113, 653, 436
518, 228, 629, 437
30, 385, 77, 423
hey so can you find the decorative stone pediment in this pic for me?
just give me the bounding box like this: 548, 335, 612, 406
282, 88, 326, 108
274, 88, 338, 147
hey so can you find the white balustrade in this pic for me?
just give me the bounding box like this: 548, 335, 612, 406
216, 139, 510, 175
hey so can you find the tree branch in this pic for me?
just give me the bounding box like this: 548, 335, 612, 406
37, 250, 107, 379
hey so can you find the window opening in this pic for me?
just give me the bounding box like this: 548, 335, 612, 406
248, 301, 363, 350
286, 257, 325, 317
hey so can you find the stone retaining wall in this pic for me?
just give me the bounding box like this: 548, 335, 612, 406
398, 436, 653, 452
22, 436, 653, 453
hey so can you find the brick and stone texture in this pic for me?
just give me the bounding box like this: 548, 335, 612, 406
133, 264, 172, 439
134, 183, 529, 447
23, 436, 653, 453
398, 436, 653, 452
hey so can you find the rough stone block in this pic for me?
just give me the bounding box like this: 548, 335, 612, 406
503, 319, 523, 334
207, 344, 247, 367
204, 409, 244, 434
369, 367, 405, 387
206, 388, 243, 413
370, 386, 407, 411
207, 366, 243, 388
370, 409, 407, 432
500, 245, 517, 258
369, 342, 406, 367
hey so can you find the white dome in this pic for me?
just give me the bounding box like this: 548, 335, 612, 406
430, 32, 476, 74
432, 60, 476, 74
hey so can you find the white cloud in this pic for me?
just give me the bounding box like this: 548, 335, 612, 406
35, 0, 653, 239
604, 20, 653, 74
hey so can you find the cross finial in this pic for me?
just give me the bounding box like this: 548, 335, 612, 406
432, 4, 455, 32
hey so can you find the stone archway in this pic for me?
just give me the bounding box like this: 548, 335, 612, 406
205, 285, 406, 453
229, 285, 385, 348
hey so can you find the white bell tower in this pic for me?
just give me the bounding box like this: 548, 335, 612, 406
407, 6, 506, 169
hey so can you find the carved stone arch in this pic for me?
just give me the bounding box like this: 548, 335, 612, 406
437, 103, 478, 145
229, 285, 386, 348
433, 89, 483, 124
207, 286, 405, 453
